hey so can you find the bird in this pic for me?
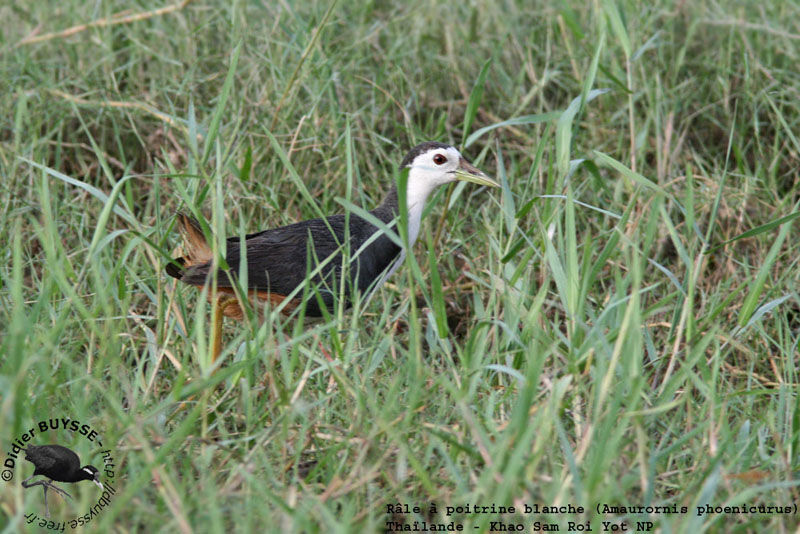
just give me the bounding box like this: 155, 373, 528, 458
166, 141, 498, 360
22, 444, 103, 518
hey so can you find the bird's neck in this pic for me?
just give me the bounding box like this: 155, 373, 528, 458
374, 179, 433, 247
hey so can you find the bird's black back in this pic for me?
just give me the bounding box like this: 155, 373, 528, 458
25, 445, 81, 481
175, 189, 401, 316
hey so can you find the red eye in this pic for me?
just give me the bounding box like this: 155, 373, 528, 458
433, 154, 447, 165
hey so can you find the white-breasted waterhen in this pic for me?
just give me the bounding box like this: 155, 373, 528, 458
22, 445, 103, 518
165, 141, 498, 360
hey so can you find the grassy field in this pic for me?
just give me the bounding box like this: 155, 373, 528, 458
1, 0, 799, 532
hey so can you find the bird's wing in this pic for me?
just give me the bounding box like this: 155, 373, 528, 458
178, 215, 349, 296
26, 445, 79, 470
168, 210, 403, 306
25, 447, 55, 470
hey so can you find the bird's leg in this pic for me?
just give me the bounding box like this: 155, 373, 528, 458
172, 294, 228, 411
21, 479, 52, 518
22, 478, 72, 517
45, 481, 72, 500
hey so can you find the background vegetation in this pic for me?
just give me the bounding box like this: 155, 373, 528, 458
1, 0, 798, 531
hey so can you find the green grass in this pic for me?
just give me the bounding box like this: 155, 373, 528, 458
1, 0, 799, 532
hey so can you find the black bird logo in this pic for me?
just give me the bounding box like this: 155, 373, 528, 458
22, 445, 103, 518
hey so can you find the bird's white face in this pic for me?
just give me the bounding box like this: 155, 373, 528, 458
400, 143, 498, 246
83, 466, 104, 489
404, 145, 497, 206
407, 145, 465, 190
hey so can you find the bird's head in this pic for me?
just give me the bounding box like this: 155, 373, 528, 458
81, 465, 104, 489
401, 142, 498, 201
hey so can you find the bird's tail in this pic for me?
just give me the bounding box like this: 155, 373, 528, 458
165, 212, 213, 279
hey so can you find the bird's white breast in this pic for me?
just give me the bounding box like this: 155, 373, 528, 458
404, 174, 436, 247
